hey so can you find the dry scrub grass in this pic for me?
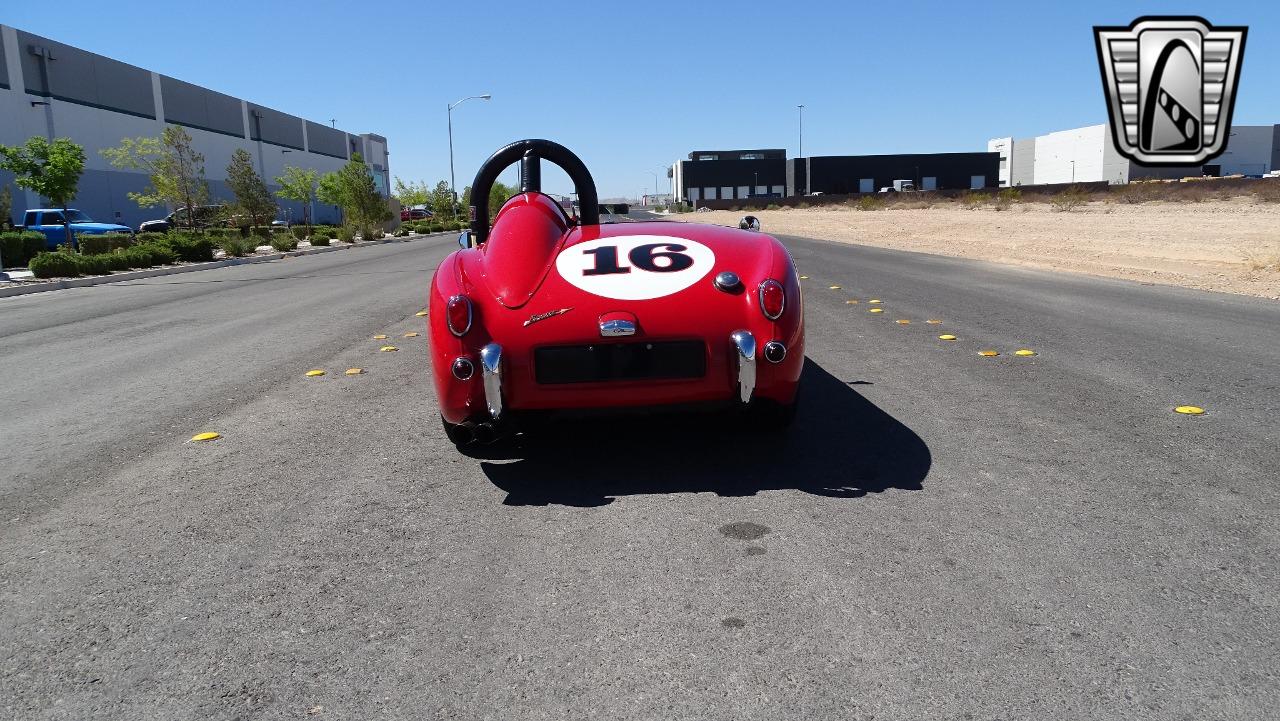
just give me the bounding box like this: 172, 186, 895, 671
674, 196, 1280, 299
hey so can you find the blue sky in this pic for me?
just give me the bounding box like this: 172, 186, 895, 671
5, 1, 1277, 198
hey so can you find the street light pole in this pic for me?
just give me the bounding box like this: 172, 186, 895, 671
448, 94, 492, 220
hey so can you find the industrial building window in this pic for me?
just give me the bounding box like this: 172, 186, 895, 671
922, 177, 937, 191
970, 175, 985, 189
721, 186, 734, 199
688, 188, 701, 202
859, 178, 874, 193
705, 187, 717, 200
740, 153, 765, 160
696, 154, 718, 161
770, 185, 784, 196
737, 186, 749, 199
754, 185, 767, 196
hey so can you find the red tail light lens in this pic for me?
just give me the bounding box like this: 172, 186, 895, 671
758, 280, 785, 320
446, 295, 472, 336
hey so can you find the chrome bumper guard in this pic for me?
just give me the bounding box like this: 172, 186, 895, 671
729, 330, 756, 404
480, 343, 503, 420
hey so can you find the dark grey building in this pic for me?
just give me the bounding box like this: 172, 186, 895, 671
672, 148, 1000, 205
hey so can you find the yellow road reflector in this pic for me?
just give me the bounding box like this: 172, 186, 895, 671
379, 345, 399, 352
1014, 349, 1037, 356
415, 311, 428, 317
190, 432, 220, 442
799, 275, 809, 279
305, 369, 326, 377
345, 368, 364, 375
979, 350, 999, 357
939, 334, 957, 341
895, 319, 910, 325
868, 299, 882, 304
845, 299, 859, 304
926, 319, 942, 324
869, 308, 884, 314
829, 285, 841, 290
373, 334, 388, 340
403, 332, 419, 337
1175, 405, 1205, 415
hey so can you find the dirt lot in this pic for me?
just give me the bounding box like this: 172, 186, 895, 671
675, 197, 1280, 299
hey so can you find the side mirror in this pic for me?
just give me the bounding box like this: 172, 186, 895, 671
739, 215, 761, 232
457, 230, 472, 249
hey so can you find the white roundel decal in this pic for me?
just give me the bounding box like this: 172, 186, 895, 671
555, 235, 716, 300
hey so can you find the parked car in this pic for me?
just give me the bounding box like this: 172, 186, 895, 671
138, 204, 228, 233
401, 207, 433, 221
427, 139, 803, 448
20, 209, 132, 249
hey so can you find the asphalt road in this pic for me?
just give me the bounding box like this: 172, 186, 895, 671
1, 228, 1277, 720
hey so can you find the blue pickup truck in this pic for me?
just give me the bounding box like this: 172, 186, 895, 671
20, 209, 133, 249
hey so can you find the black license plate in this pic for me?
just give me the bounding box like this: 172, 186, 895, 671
534, 341, 706, 384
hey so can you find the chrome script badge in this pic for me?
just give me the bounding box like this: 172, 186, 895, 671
1094, 16, 1246, 165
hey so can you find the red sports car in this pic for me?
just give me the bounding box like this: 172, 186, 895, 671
427, 139, 804, 446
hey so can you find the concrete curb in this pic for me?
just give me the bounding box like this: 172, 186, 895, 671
0, 231, 453, 300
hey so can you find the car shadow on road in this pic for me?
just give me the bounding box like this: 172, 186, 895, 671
477, 359, 932, 507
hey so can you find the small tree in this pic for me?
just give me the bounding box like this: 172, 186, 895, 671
460, 181, 522, 222
336, 153, 390, 236
393, 177, 431, 208
429, 180, 453, 218
100, 126, 209, 228
0, 136, 86, 249
317, 170, 343, 224
0, 183, 12, 229
225, 149, 275, 228
275, 166, 318, 234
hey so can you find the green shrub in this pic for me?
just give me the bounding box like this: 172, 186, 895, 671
290, 225, 307, 240
452, 220, 466, 231
394, 227, 410, 237
765, 203, 780, 210
250, 226, 271, 241
135, 231, 168, 245
310, 234, 331, 246
0, 230, 48, 267
218, 237, 258, 257
78, 232, 134, 255
337, 224, 356, 243
72, 253, 114, 276
135, 242, 179, 265
428, 222, 444, 233
961, 192, 987, 210
1051, 185, 1091, 212
269, 235, 298, 252
363, 226, 383, 241
269, 226, 288, 237
29, 251, 80, 278
312, 225, 335, 238
855, 195, 884, 211
162, 233, 216, 262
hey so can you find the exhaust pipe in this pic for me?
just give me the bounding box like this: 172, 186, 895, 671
445, 421, 476, 446
473, 422, 499, 445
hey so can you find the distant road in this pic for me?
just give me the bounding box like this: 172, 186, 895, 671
1, 230, 1276, 719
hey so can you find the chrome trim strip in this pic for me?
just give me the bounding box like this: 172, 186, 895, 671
480, 343, 503, 420
599, 319, 636, 337
730, 330, 756, 404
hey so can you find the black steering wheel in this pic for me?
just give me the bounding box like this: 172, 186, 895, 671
468, 139, 600, 243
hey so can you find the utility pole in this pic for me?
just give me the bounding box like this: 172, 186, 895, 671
448, 94, 492, 220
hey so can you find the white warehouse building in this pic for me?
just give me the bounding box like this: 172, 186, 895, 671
988, 123, 1280, 186
0, 24, 390, 229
